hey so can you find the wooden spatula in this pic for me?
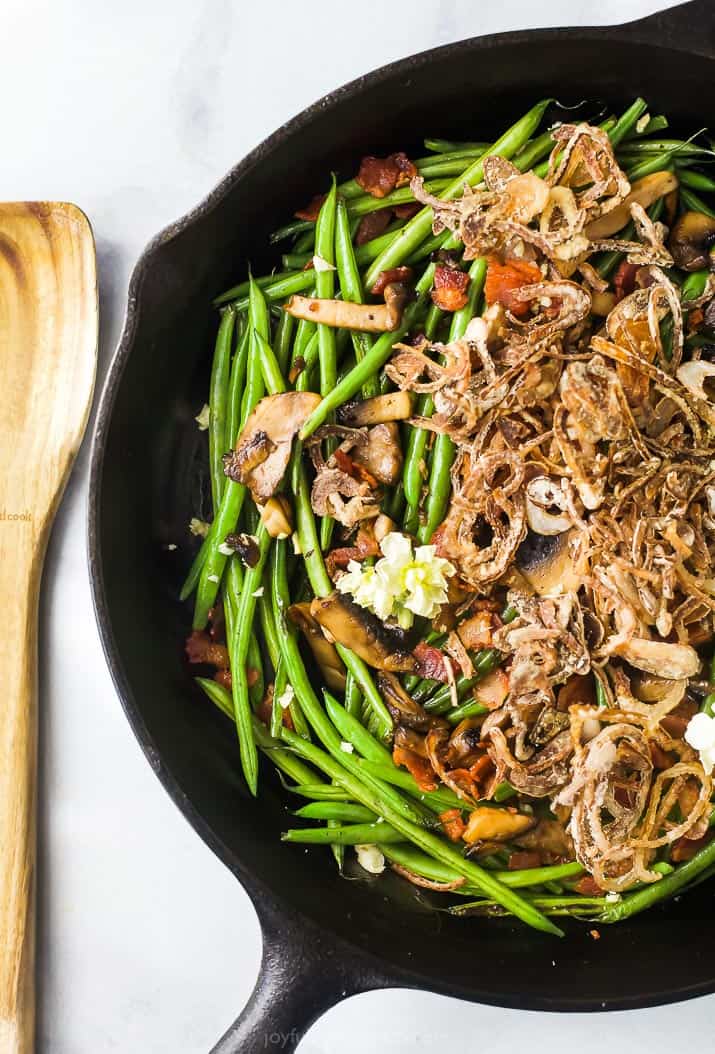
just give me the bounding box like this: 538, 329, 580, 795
0, 203, 97, 1053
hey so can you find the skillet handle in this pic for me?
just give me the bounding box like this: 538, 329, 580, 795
624, 0, 715, 55
210, 906, 389, 1053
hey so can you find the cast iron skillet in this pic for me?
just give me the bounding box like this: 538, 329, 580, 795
89, 2, 715, 1049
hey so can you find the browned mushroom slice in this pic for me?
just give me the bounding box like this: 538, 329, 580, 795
287, 602, 346, 692
338, 391, 413, 426
462, 806, 536, 845
513, 528, 584, 596
352, 423, 403, 486
377, 672, 434, 731
284, 283, 409, 333
309, 593, 417, 673
228, 392, 321, 503
669, 210, 715, 271
584, 171, 679, 240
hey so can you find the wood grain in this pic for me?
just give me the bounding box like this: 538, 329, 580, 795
0, 203, 97, 1053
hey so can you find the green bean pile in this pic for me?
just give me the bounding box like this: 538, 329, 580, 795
181, 97, 715, 936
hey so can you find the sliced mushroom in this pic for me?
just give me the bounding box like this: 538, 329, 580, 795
585, 171, 679, 240
285, 282, 409, 333
614, 637, 700, 679
669, 210, 715, 271
226, 392, 321, 503
310, 592, 417, 673
377, 672, 434, 731
514, 817, 573, 858
287, 602, 346, 692
445, 718, 484, 768
462, 806, 536, 845
352, 423, 403, 486
338, 391, 413, 426
514, 528, 584, 596
259, 495, 293, 538
525, 476, 573, 536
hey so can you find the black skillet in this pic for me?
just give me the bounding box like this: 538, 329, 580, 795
88, 2, 715, 1049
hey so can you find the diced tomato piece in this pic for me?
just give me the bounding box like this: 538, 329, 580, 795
484, 255, 542, 317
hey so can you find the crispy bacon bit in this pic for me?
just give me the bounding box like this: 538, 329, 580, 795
508, 850, 542, 871
295, 193, 326, 221
333, 447, 379, 489
355, 209, 393, 246
474, 667, 509, 710
394, 202, 420, 220
671, 831, 713, 862
214, 668, 232, 691
613, 260, 640, 303
413, 642, 448, 682
440, 808, 466, 842
458, 610, 500, 650
393, 745, 438, 791
185, 630, 229, 669
484, 255, 543, 317
371, 266, 414, 296
574, 875, 604, 896
649, 740, 675, 771
356, 152, 417, 198
431, 264, 470, 312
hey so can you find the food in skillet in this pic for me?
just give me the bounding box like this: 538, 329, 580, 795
182, 97, 715, 936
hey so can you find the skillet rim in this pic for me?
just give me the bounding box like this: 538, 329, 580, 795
88, 2, 715, 1014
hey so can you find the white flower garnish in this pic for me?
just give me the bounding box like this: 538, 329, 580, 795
189, 518, 210, 538
336, 531, 454, 629
195, 403, 210, 430
276, 685, 294, 710
685, 711, 715, 774
355, 844, 385, 875
312, 254, 336, 272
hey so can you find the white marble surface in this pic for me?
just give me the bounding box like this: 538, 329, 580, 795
2, 0, 711, 1051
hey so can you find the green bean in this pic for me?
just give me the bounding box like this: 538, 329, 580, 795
282, 822, 404, 845
424, 649, 502, 714
294, 228, 315, 253
270, 658, 288, 738
678, 168, 715, 193
273, 308, 296, 375
270, 218, 314, 242
445, 700, 489, 725
617, 138, 714, 158
208, 308, 236, 509
626, 154, 675, 182
450, 895, 605, 918
294, 802, 379, 823
227, 523, 272, 794
293, 464, 394, 737
357, 759, 474, 814
300, 265, 436, 440
418, 256, 488, 544
315, 179, 339, 395
353, 229, 404, 268
335, 198, 378, 398
405, 230, 453, 267
253, 330, 285, 396
215, 269, 314, 309
494, 861, 584, 889
423, 139, 489, 154
347, 180, 451, 218
364, 99, 551, 290
324, 693, 394, 765
402, 302, 444, 509
226, 322, 250, 447
599, 839, 715, 923
608, 97, 647, 148
283, 782, 352, 801
383, 844, 583, 891
681, 186, 715, 219
192, 281, 269, 628
492, 781, 517, 803
510, 130, 556, 174
624, 114, 668, 138
280, 726, 562, 935
282, 252, 312, 269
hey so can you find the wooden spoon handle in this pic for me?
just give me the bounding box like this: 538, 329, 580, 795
0, 537, 42, 1053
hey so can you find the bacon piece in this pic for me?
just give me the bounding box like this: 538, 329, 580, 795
439, 808, 466, 842
574, 875, 604, 896
371, 266, 414, 296
474, 668, 509, 710
613, 260, 639, 303
484, 255, 543, 317
185, 630, 229, 669
294, 193, 326, 221
672, 831, 713, 863
355, 209, 393, 246
394, 202, 421, 220
214, 669, 232, 691
508, 850, 542, 870
393, 745, 438, 791
431, 265, 470, 312
458, 610, 499, 650
413, 642, 448, 682
333, 448, 379, 489
356, 152, 417, 198
649, 740, 675, 771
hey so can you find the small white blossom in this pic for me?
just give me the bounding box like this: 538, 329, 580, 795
189, 518, 211, 538
336, 531, 454, 629
195, 403, 210, 430
340, 741, 354, 754
312, 254, 336, 273
355, 844, 385, 875
685, 711, 715, 774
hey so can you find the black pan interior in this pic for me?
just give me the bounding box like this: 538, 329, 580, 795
91, 28, 715, 1010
